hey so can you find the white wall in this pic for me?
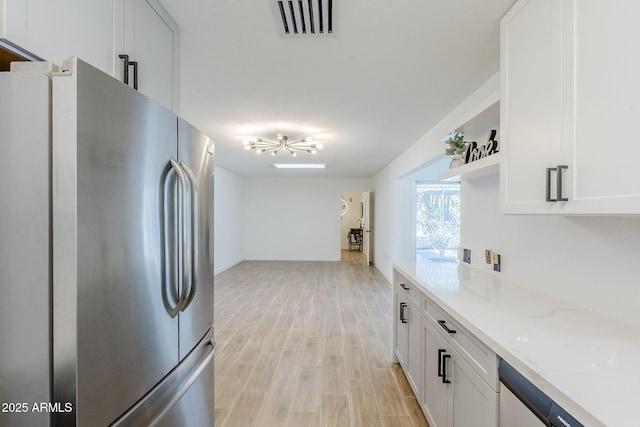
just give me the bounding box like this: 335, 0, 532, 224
243, 177, 371, 261
461, 175, 640, 327
213, 165, 244, 274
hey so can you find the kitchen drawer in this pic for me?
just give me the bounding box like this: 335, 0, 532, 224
425, 299, 499, 390
395, 272, 422, 309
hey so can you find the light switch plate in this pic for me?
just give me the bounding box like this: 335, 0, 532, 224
485, 250, 491, 264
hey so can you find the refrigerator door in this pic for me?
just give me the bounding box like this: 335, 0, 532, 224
0, 68, 51, 427
155, 339, 215, 427
110, 328, 216, 427
52, 58, 180, 426
177, 118, 215, 360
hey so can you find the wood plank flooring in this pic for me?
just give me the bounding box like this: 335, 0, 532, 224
213, 252, 429, 427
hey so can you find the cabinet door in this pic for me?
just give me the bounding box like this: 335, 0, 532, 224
563, 0, 640, 214
500, 0, 566, 214
450, 350, 498, 427
0, 0, 113, 71
422, 321, 450, 427
406, 302, 422, 398
394, 288, 409, 368
115, 0, 179, 112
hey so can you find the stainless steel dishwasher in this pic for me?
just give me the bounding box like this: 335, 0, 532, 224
499, 359, 585, 427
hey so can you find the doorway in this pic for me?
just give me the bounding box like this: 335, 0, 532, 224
340, 191, 371, 265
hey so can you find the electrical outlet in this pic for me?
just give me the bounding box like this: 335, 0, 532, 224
463, 248, 471, 264
493, 254, 501, 272
485, 250, 491, 264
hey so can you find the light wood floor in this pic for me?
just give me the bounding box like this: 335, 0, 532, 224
213, 253, 429, 427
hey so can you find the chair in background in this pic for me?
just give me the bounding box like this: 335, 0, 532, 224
348, 228, 363, 251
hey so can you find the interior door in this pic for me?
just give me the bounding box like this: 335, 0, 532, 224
177, 118, 215, 360
361, 191, 371, 266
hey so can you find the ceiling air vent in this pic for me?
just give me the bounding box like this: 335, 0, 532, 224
276, 0, 333, 35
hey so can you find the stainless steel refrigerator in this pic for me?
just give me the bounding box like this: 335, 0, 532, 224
0, 57, 215, 426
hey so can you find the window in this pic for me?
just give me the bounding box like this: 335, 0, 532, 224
415, 182, 461, 263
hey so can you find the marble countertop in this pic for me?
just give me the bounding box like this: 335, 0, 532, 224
394, 262, 640, 427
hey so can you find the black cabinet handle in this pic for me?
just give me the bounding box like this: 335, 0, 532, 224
437, 349, 446, 377
442, 354, 451, 384
119, 54, 130, 85
546, 167, 556, 202
437, 320, 456, 334
118, 54, 139, 90
129, 60, 138, 90
400, 283, 410, 291
546, 165, 569, 202
557, 165, 568, 201
400, 303, 408, 323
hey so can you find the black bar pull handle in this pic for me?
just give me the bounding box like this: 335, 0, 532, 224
437, 349, 446, 377
129, 61, 138, 90
400, 303, 408, 323
557, 165, 568, 201
400, 283, 410, 291
442, 354, 451, 384
437, 320, 456, 334
546, 167, 556, 202
119, 54, 130, 85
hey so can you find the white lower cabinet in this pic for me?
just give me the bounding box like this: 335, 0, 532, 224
423, 321, 450, 427
450, 343, 499, 426
393, 269, 498, 427
423, 319, 499, 427
394, 285, 409, 367
406, 301, 422, 395
393, 281, 422, 398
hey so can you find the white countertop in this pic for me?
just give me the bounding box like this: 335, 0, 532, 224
394, 262, 640, 427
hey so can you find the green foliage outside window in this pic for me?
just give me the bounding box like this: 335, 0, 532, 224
416, 183, 460, 262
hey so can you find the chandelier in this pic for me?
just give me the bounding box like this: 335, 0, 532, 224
242, 134, 322, 156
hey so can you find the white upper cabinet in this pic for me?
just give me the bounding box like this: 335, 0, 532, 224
114, 0, 180, 112
0, 0, 114, 72
567, 0, 640, 214
501, 0, 640, 214
500, 0, 570, 214
1, 0, 179, 112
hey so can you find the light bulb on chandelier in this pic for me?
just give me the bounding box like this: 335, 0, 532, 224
242, 134, 323, 156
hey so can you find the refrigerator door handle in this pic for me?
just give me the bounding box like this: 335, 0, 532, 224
180, 161, 198, 311
110, 335, 216, 427
163, 160, 180, 318
170, 158, 191, 314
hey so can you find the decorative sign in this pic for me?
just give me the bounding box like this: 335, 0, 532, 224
464, 129, 499, 164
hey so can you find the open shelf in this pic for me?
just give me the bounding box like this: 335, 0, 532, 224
454, 100, 500, 138
439, 152, 500, 181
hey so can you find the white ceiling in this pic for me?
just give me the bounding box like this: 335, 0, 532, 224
159, 0, 516, 178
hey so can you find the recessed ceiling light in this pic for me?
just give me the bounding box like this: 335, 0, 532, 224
272, 163, 326, 169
